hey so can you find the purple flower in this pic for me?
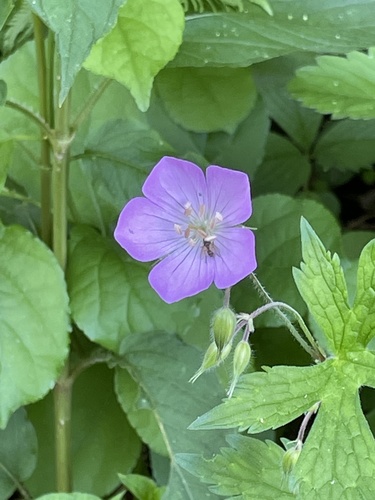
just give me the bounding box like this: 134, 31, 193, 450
114, 156, 257, 303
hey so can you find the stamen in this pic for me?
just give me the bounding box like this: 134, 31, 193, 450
184, 227, 191, 238
174, 224, 183, 235
199, 204, 206, 217
215, 211, 223, 222
184, 201, 192, 216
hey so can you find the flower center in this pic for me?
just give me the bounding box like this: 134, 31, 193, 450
174, 202, 223, 257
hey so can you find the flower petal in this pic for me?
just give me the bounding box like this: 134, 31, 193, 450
213, 227, 257, 288
114, 197, 183, 262
142, 156, 207, 221
206, 166, 252, 225
148, 244, 215, 303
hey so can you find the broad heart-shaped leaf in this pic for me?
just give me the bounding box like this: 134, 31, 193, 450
253, 54, 322, 152
177, 435, 294, 499
232, 195, 341, 328
115, 331, 229, 500
314, 119, 375, 172
288, 48, 375, 120
84, 0, 185, 112
0, 408, 37, 499
293, 219, 354, 355
67, 225, 218, 353
351, 239, 375, 347
27, 364, 140, 497
0, 225, 70, 428
27, 0, 124, 105
155, 67, 257, 133
172, 1, 375, 68
119, 473, 165, 500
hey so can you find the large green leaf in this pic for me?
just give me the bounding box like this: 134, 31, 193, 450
115, 331, 228, 500
177, 435, 294, 499
314, 120, 375, 172
253, 54, 322, 151
173, 1, 375, 68
84, 0, 185, 111
293, 219, 353, 355
67, 226, 217, 353
155, 67, 257, 133
0, 408, 37, 499
27, 0, 124, 105
0, 225, 69, 427
289, 48, 375, 120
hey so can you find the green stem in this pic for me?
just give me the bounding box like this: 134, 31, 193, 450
71, 78, 111, 131
32, 14, 53, 246
4, 100, 52, 138
0, 463, 32, 499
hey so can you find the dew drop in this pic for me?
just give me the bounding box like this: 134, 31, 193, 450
332, 100, 338, 105
222, 23, 227, 28
335, 34, 341, 39
260, 417, 265, 423
205, 45, 212, 51
203, 58, 208, 64
215, 31, 220, 37
333, 81, 339, 87
302, 14, 308, 21
287, 14, 293, 20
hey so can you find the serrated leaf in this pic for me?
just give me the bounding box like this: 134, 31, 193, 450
351, 239, 375, 346
119, 473, 165, 500
0, 408, 37, 499
0, 225, 69, 427
288, 48, 375, 120
84, 0, 184, 112
155, 67, 257, 133
177, 435, 294, 499
252, 133, 311, 196
115, 331, 229, 500
253, 54, 322, 151
67, 226, 214, 353
189, 361, 332, 433
173, 3, 375, 68
314, 119, 375, 172
27, 0, 124, 105
293, 218, 353, 354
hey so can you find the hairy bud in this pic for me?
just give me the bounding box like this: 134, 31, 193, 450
227, 340, 251, 397
211, 307, 236, 354
189, 342, 219, 383
282, 440, 302, 476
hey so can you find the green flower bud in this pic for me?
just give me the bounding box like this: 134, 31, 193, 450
218, 341, 233, 363
189, 342, 219, 383
211, 307, 236, 354
282, 441, 302, 476
227, 340, 251, 397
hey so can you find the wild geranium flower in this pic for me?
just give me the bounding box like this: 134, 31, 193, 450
114, 156, 256, 303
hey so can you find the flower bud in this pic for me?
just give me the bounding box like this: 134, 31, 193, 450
227, 340, 251, 397
189, 341, 219, 383
282, 440, 302, 476
211, 307, 236, 354
218, 341, 232, 363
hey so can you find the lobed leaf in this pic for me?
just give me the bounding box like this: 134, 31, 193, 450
27, 0, 124, 105
189, 361, 332, 433
293, 218, 352, 355
115, 331, 229, 500
0, 225, 70, 428
84, 0, 185, 111
288, 48, 375, 120
177, 434, 294, 499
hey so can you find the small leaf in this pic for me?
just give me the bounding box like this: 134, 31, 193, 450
155, 67, 257, 133
27, 0, 124, 105
84, 0, 185, 111
189, 361, 332, 433
0, 409, 37, 499
0, 226, 70, 427
293, 218, 352, 355
288, 48, 375, 120
351, 239, 375, 346
119, 473, 165, 500
177, 435, 295, 499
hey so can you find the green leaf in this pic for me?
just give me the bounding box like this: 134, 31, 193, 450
0, 225, 69, 427
84, 0, 185, 111
288, 48, 375, 120
189, 361, 332, 432
233, 195, 341, 327
351, 239, 375, 346
0, 408, 37, 499
177, 435, 294, 499
173, 2, 375, 68
27, 364, 140, 497
314, 119, 375, 172
253, 54, 322, 151
36, 495, 101, 500
252, 133, 311, 196
0, 1, 33, 58
155, 67, 257, 133
293, 218, 353, 355
67, 226, 214, 353
119, 473, 165, 500
115, 331, 229, 500
0, 139, 12, 190
0, 80, 6, 105
0, 0, 13, 31
27, 0, 124, 105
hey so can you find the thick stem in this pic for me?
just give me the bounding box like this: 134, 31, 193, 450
32, 14, 53, 246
